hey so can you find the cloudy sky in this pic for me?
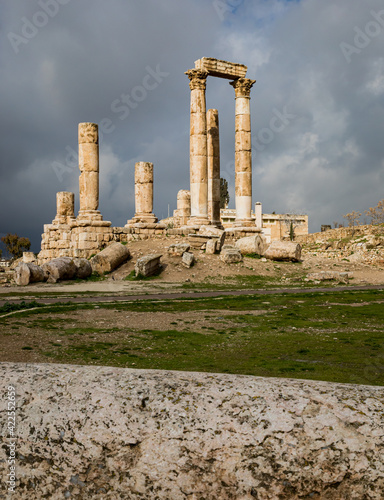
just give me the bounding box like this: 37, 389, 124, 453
1, 0, 384, 252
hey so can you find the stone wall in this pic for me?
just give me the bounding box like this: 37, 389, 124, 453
1, 363, 383, 499
295, 225, 375, 245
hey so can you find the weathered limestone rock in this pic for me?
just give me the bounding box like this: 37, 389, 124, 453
77, 123, 103, 221
235, 234, 268, 255
135, 253, 162, 277
42, 257, 77, 283
205, 239, 217, 254
307, 271, 350, 284
185, 69, 209, 226
230, 78, 256, 227
207, 109, 221, 227
188, 233, 213, 249
90, 242, 130, 275
14, 262, 45, 286
220, 248, 243, 264
53, 191, 75, 224
22, 252, 36, 263
72, 258, 92, 279
173, 190, 191, 227
199, 225, 224, 237
264, 241, 302, 262
182, 251, 195, 268
126, 162, 158, 225
168, 243, 190, 257
3, 363, 382, 499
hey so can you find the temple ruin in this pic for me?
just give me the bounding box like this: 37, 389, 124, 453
38, 58, 307, 261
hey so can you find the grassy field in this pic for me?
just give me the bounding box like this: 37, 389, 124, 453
1, 289, 383, 386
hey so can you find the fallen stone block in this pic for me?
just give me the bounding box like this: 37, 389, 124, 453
306, 271, 350, 284
90, 242, 130, 275
42, 257, 77, 284
73, 258, 92, 279
14, 262, 45, 286
235, 234, 268, 256
264, 241, 302, 262
220, 248, 243, 264
135, 253, 162, 277
205, 239, 217, 254
22, 252, 36, 263
182, 252, 195, 268
167, 243, 190, 257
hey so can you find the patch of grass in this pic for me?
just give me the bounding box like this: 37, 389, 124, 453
0, 300, 43, 315
2, 289, 384, 386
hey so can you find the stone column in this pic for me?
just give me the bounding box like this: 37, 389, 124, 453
230, 78, 256, 227
207, 109, 222, 228
77, 122, 102, 221
185, 69, 209, 226
255, 201, 262, 229
173, 189, 191, 226
127, 162, 158, 225
53, 192, 75, 224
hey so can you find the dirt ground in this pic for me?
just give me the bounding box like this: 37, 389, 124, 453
2, 238, 384, 297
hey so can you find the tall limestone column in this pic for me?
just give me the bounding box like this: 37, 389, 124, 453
230, 78, 256, 227
126, 162, 158, 225
77, 122, 103, 221
185, 69, 209, 226
207, 109, 222, 227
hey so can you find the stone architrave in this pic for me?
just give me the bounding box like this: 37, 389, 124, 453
207, 109, 222, 227
185, 69, 209, 226
53, 192, 75, 225
230, 78, 256, 227
77, 122, 103, 221
127, 162, 158, 224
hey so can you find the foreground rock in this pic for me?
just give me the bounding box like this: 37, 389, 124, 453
135, 253, 162, 277
264, 240, 302, 262
14, 262, 45, 286
1, 363, 383, 499
90, 242, 130, 274
42, 257, 77, 284
235, 234, 268, 255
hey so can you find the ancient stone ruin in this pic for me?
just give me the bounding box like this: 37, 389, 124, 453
39, 58, 307, 261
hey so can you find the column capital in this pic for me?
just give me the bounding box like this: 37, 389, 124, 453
78, 122, 98, 144
185, 69, 208, 91
230, 78, 256, 98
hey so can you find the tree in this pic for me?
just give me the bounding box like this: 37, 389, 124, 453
365, 200, 384, 225
1, 233, 31, 259
282, 214, 302, 241
343, 211, 361, 228
220, 177, 230, 209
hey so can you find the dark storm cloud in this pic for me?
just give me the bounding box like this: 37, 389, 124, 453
1, 0, 384, 251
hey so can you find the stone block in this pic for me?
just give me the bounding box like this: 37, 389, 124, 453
168, 243, 191, 257
182, 252, 195, 268
220, 248, 243, 264
205, 239, 217, 254
91, 242, 131, 274
135, 254, 162, 277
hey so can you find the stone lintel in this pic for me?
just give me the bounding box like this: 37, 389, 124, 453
194, 57, 247, 80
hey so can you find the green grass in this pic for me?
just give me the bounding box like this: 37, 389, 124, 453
8, 288, 382, 386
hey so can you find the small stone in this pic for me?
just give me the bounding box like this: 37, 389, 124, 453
182, 252, 195, 268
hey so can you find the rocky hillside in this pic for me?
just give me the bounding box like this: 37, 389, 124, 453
297, 224, 384, 267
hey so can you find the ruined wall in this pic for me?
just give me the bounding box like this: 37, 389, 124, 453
1, 363, 383, 499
